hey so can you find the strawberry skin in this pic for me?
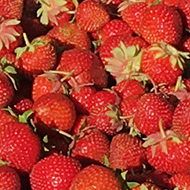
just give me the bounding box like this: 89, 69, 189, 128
0, 166, 21, 190
70, 165, 122, 190
140, 3, 182, 45
109, 133, 146, 171
134, 93, 174, 135
172, 99, 190, 140
33, 93, 76, 132
30, 154, 82, 190
0, 110, 16, 126
0, 122, 40, 173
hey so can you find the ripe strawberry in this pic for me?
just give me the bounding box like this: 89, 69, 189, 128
32, 73, 64, 102
56, 48, 108, 89
0, 73, 14, 108
69, 165, 122, 190
172, 98, 190, 140
30, 153, 82, 190
0, 166, 21, 190
47, 22, 90, 49
72, 129, 109, 164
113, 79, 145, 100
0, 19, 23, 53
184, 78, 190, 91
0, 0, 23, 19
131, 183, 161, 190
134, 93, 174, 135
33, 93, 76, 132
144, 129, 190, 174
76, 1, 110, 32
0, 110, 16, 126
15, 34, 57, 78
141, 42, 185, 86
109, 133, 146, 171
140, 3, 182, 45
169, 173, 190, 189
162, 0, 180, 7
0, 122, 40, 173
180, 36, 190, 52
119, 2, 148, 35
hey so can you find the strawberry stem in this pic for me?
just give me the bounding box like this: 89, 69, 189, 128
159, 120, 166, 138
23, 33, 31, 47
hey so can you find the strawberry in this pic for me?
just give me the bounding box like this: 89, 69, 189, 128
162, 0, 180, 7
76, 0, 110, 32
141, 42, 185, 86
0, 110, 16, 126
33, 93, 76, 132
169, 173, 190, 189
47, 22, 91, 49
119, 2, 148, 35
15, 34, 57, 78
0, 0, 23, 19
30, 153, 82, 190
109, 133, 146, 171
0, 166, 21, 190
134, 93, 174, 135
140, 3, 182, 45
184, 78, 190, 91
143, 127, 190, 174
181, 36, 190, 52
32, 73, 64, 102
69, 165, 122, 190
71, 129, 110, 164
131, 183, 161, 190
0, 122, 40, 173
56, 48, 108, 89
172, 98, 190, 140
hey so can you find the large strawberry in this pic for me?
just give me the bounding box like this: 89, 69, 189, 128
69, 165, 122, 190
0, 122, 40, 173
15, 34, 57, 78
140, 3, 182, 45
141, 42, 186, 86
33, 93, 76, 132
47, 22, 90, 49
134, 93, 174, 135
172, 98, 190, 140
0, 166, 21, 190
109, 133, 146, 171
0, 110, 16, 126
30, 153, 82, 190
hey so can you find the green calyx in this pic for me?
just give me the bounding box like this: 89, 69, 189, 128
18, 110, 34, 123
149, 41, 190, 70
174, 76, 186, 92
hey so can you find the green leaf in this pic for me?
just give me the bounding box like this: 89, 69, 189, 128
5, 73, 18, 90
121, 170, 128, 180
4, 66, 17, 74
72, 0, 79, 8
104, 156, 109, 167
44, 147, 49, 152
15, 46, 28, 59
140, 184, 149, 190
43, 135, 48, 143
40, 9, 49, 25
1, 106, 17, 118
126, 46, 137, 57
112, 47, 124, 60
127, 182, 139, 189
18, 110, 34, 123
1, 57, 8, 67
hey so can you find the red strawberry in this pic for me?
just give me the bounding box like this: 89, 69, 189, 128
134, 93, 174, 135
71, 129, 109, 164
181, 36, 190, 52
169, 173, 190, 189
56, 48, 108, 89
76, 1, 110, 32
109, 133, 146, 171
0, 122, 40, 173
132, 183, 161, 190
0, 166, 21, 190
0, 110, 16, 126
69, 165, 122, 190
172, 98, 190, 140
30, 153, 82, 190
184, 78, 190, 91
15, 34, 57, 78
33, 93, 76, 132
47, 22, 91, 49
162, 0, 180, 7
119, 2, 148, 35
0, 0, 23, 19
140, 3, 182, 45
32, 73, 64, 102
141, 42, 185, 86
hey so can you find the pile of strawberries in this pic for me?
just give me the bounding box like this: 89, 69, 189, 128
1, 0, 190, 189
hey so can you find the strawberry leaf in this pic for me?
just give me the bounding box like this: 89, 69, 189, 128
127, 182, 139, 189
18, 110, 34, 123
4, 66, 17, 74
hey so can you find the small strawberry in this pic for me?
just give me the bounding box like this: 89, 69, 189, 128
109, 133, 146, 171
180, 36, 190, 52
140, 3, 182, 45
33, 93, 76, 132
30, 153, 82, 190
0, 122, 40, 173
15, 34, 57, 78
134, 93, 174, 135
71, 129, 110, 164
0, 166, 21, 190
141, 42, 186, 86
47, 22, 91, 49
76, 0, 110, 32
169, 173, 190, 189
0, 110, 16, 126
172, 98, 190, 140
69, 165, 122, 190
131, 183, 161, 190
184, 78, 190, 91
